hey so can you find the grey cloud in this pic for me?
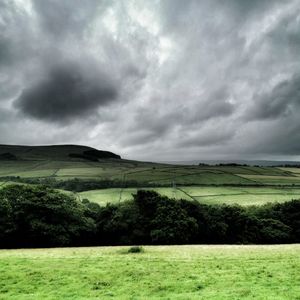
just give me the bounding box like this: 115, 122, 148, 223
160, 0, 281, 35
0, 37, 13, 66
246, 74, 300, 121
177, 130, 234, 148
233, 116, 300, 157
0, 107, 14, 123
191, 88, 235, 123
220, 0, 282, 16
266, 6, 300, 58
32, 0, 104, 38
0, 1, 33, 66
120, 87, 234, 149
14, 61, 118, 123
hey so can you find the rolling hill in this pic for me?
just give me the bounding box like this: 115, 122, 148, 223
1, 144, 300, 206
0, 144, 121, 161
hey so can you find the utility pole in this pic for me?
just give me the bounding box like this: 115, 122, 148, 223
172, 167, 176, 198
118, 173, 126, 204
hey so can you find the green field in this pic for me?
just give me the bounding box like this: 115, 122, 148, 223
79, 187, 191, 205
0, 149, 298, 186
2, 145, 300, 206
2, 160, 300, 186
2, 159, 300, 186
0, 245, 299, 300
239, 174, 300, 185
79, 186, 300, 206
179, 186, 300, 205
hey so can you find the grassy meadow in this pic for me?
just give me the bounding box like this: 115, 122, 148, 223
0, 245, 299, 300
2, 152, 300, 206
79, 186, 300, 206
0, 157, 298, 186
79, 187, 191, 205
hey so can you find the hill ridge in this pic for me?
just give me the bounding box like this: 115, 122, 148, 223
0, 144, 121, 161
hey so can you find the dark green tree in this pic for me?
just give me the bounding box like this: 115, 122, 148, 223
0, 185, 95, 247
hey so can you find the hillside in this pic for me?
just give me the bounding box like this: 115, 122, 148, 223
0, 144, 121, 161
1, 144, 300, 206
0, 144, 298, 186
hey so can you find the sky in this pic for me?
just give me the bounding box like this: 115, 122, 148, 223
1, 0, 300, 161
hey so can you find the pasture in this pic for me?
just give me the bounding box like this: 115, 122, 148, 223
2, 145, 300, 207
79, 186, 300, 206
1, 158, 299, 186
179, 186, 300, 205
0, 245, 299, 300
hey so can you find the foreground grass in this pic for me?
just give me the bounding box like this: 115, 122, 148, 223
0, 245, 299, 300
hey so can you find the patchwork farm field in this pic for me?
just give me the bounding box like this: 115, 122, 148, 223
179, 186, 300, 205
0, 245, 299, 300
79, 186, 300, 206
79, 187, 191, 206
0, 156, 298, 186
239, 174, 300, 185
2, 145, 300, 206
2, 151, 300, 206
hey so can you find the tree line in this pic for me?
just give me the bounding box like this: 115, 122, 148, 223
0, 185, 299, 248
0, 177, 266, 192
0, 177, 160, 192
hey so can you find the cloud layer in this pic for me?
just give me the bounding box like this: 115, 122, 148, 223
1, 0, 300, 161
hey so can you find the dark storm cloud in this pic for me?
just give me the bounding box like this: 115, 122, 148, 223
15, 61, 118, 123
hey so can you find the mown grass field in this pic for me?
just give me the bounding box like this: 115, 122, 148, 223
0, 245, 299, 300
79, 186, 300, 206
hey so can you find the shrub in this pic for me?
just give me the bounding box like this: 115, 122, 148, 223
127, 246, 144, 253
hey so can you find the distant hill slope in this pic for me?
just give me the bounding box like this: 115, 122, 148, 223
0, 144, 298, 189
0, 144, 121, 161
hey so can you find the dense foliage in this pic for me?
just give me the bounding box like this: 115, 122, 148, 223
0, 185, 299, 248
0, 185, 95, 247
1, 177, 161, 192
1, 177, 266, 193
